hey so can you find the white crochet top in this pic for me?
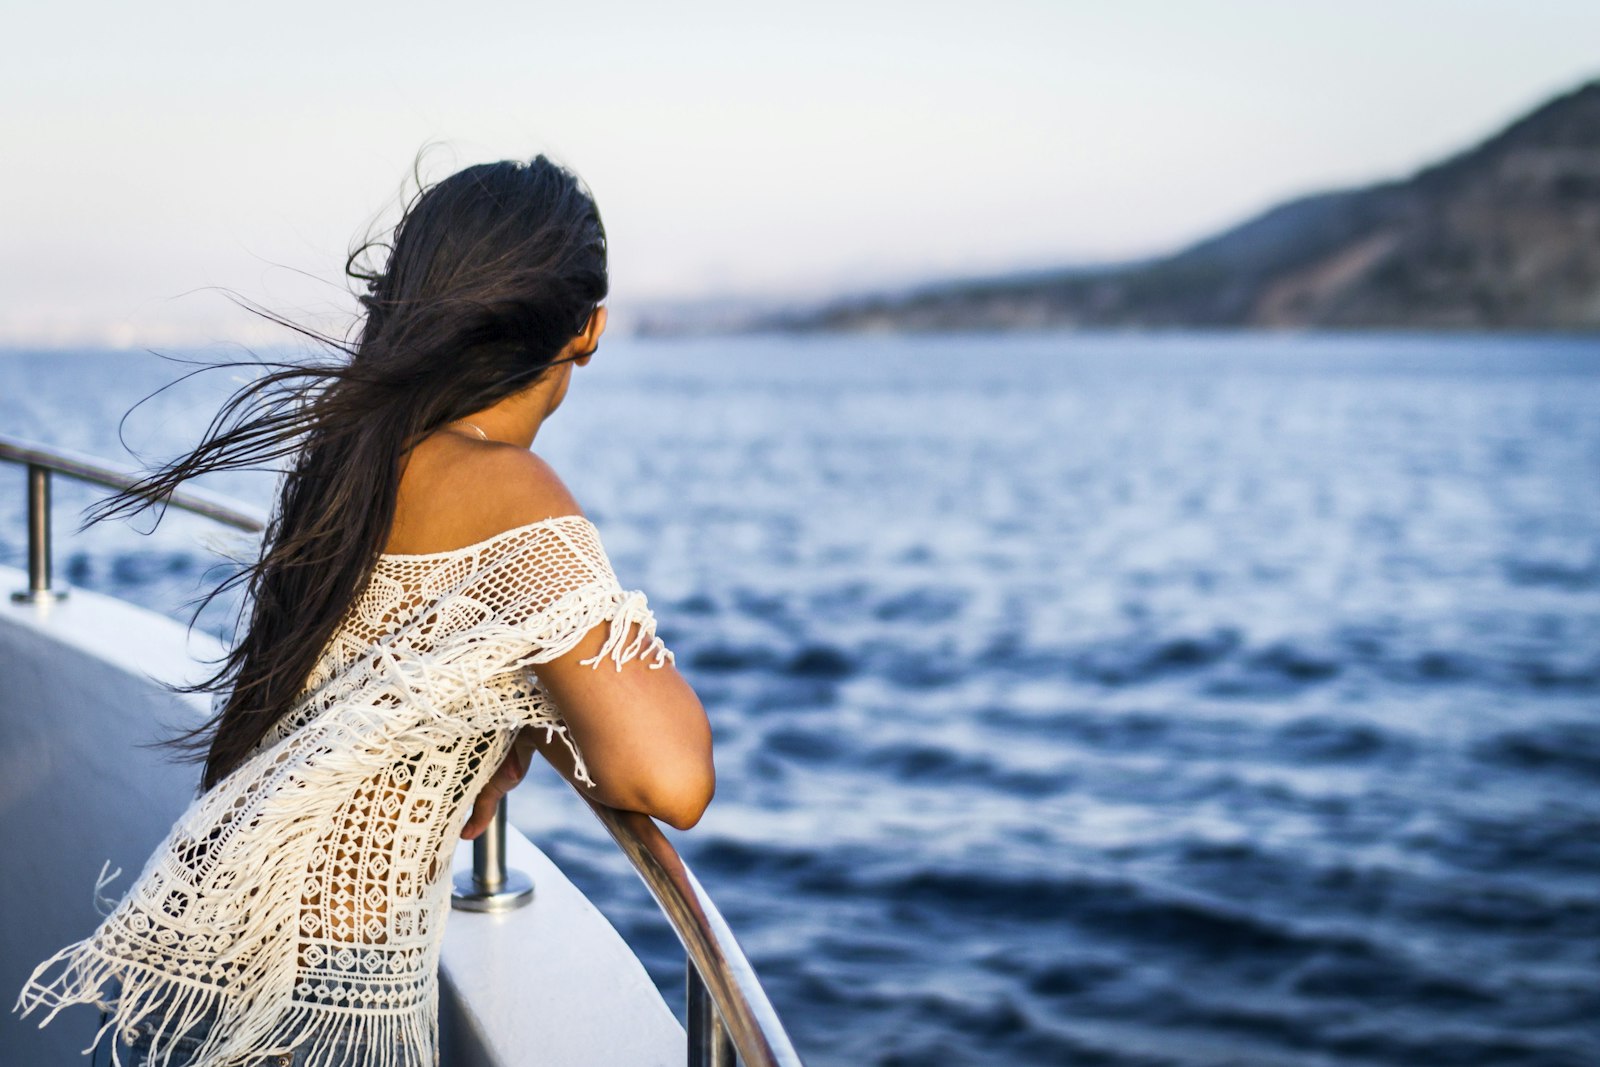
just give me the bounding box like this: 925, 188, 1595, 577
13, 514, 674, 1066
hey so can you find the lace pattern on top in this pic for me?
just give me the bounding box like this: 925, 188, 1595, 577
13, 515, 673, 1067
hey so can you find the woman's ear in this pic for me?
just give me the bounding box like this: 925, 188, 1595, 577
574, 305, 606, 365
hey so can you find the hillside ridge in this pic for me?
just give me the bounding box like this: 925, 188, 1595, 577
645, 79, 1600, 335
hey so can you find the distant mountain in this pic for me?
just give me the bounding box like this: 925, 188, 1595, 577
645, 79, 1600, 335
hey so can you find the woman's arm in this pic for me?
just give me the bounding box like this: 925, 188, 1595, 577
460, 650, 715, 836
441, 445, 713, 833
530, 616, 714, 830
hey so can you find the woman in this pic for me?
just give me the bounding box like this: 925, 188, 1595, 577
14, 155, 714, 1066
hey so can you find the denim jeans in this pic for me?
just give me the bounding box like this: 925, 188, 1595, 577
93, 989, 287, 1067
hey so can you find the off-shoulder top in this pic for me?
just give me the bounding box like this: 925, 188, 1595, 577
13, 514, 673, 1066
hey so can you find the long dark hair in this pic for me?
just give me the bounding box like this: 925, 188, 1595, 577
90, 154, 608, 791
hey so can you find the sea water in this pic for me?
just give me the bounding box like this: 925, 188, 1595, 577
1, 333, 1596, 1067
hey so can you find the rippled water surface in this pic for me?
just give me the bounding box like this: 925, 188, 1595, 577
3, 334, 1598, 1066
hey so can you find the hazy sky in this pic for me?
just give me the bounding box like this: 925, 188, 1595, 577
4, 0, 1598, 344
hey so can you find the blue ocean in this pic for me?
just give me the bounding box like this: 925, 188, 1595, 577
2, 333, 1597, 1067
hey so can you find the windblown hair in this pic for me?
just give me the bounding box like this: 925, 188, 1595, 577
89, 154, 608, 791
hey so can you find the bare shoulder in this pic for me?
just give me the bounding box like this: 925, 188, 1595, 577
466, 443, 583, 522
388, 435, 584, 555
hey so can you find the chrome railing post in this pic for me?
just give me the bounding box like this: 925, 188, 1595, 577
4, 433, 267, 599
13, 463, 65, 603
688, 962, 736, 1067
451, 798, 534, 912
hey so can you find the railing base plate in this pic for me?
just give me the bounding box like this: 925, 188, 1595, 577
11, 589, 68, 603
451, 868, 535, 913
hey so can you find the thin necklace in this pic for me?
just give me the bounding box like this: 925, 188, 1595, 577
450, 420, 489, 441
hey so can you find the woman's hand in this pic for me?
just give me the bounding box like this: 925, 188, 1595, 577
461, 727, 539, 840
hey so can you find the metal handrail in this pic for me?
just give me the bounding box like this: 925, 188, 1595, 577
0, 432, 803, 1066
0, 435, 268, 601
0, 435, 268, 533
586, 801, 803, 1067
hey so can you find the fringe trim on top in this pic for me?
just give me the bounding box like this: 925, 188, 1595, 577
579, 590, 675, 673
94, 860, 125, 918
17, 934, 437, 1066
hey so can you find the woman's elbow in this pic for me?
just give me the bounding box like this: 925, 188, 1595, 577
647, 762, 716, 831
